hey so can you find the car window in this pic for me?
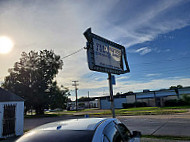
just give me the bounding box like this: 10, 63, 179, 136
103, 134, 110, 142
103, 122, 122, 142
116, 123, 131, 141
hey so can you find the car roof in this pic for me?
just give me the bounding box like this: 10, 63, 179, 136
34, 118, 108, 131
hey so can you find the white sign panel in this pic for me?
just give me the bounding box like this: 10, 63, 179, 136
93, 38, 122, 70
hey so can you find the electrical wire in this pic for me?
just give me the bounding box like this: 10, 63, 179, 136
62, 47, 84, 59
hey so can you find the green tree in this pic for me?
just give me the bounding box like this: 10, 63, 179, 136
48, 81, 70, 110
78, 96, 92, 102
170, 85, 183, 90
2, 50, 64, 115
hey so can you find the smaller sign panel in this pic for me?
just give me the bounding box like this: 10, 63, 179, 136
84, 28, 130, 75
111, 75, 116, 85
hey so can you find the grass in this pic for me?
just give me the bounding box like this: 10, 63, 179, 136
86, 106, 189, 116
26, 106, 190, 118
142, 135, 190, 141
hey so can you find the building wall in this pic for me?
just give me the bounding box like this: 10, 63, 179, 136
126, 95, 135, 103
137, 98, 156, 107
0, 103, 3, 138
15, 102, 24, 136
0, 102, 24, 138
100, 97, 126, 109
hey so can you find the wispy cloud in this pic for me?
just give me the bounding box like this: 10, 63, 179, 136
114, 77, 190, 94
146, 73, 161, 77
0, 0, 190, 99
135, 47, 152, 55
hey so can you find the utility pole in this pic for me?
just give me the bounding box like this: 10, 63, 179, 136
88, 91, 90, 108
72, 81, 79, 111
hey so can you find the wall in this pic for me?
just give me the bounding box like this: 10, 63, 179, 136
15, 102, 24, 136
0, 102, 24, 138
0, 102, 3, 138
100, 97, 127, 109
126, 95, 135, 103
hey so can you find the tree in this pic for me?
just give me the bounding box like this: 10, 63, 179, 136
2, 50, 64, 115
170, 85, 183, 90
78, 97, 93, 102
48, 81, 70, 110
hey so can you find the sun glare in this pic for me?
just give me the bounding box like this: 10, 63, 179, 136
0, 36, 14, 54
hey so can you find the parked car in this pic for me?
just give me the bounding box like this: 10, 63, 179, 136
16, 118, 141, 142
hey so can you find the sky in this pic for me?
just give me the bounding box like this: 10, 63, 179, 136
0, 0, 190, 100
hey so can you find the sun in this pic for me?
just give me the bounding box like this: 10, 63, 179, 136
0, 36, 14, 54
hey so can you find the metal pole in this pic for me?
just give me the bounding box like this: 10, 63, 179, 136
88, 91, 90, 108
72, 81, 79, 111
75, 87, 78, 111
108, 73, 116, 118
154, 91, 157, 107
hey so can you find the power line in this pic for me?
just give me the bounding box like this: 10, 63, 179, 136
62, 47, 84, 59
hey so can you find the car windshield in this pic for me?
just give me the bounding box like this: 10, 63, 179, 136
16, 130, 95, 142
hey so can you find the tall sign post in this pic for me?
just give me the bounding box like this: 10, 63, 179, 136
84, 28, 130, 118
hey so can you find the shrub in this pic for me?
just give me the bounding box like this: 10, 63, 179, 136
122, 102, 147, 108
164, 99, 187, 107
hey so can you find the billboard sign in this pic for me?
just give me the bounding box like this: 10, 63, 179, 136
84, 28, 130, 75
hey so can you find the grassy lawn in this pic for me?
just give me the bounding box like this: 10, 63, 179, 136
90, 107, 188, 116
42, 106, 190, 117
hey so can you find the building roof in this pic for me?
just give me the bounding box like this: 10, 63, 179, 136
0, 87, 24, 102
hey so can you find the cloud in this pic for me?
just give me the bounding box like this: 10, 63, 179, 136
114, 77, 190, 94
146, 73, 161, 77
135, 47, 152, 55
0, 0, 190, 99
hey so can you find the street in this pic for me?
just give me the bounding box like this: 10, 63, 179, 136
118, 112, 190, 137
24, 111, 190, 137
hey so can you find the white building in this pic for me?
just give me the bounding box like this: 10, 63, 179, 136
0, 88, 24, 138
98, 95, 127, 109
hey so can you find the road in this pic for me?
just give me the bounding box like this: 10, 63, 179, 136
24, 111, 190, 137
118, 111, 190, 137
1, 112, 190, 142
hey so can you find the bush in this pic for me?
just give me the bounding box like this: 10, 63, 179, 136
122, 102, 147, 108
183, 94, 190, 105
164, 99, 187, 107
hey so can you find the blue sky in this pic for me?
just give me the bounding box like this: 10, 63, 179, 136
0, 0, 190, 100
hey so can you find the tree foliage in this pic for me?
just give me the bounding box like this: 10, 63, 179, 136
78, 96, 93, 102
2, 50, 69, 114
170, 85, 183, 90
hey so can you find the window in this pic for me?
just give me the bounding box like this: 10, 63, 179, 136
116, 123, 131, 141
103, 122, 122, 142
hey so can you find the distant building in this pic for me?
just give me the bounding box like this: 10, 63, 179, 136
0, 88, 24, 138
127, 87, 190, 107
98, 87, 190, 109
67, 87, 190, 110
66, 99, 98, 110
98, 95, 127, 109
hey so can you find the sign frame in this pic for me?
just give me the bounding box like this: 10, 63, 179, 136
84, 28, 130, 75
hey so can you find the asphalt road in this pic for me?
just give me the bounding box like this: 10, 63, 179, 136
1, 112, 190, 142
118, 112, 190, 137
24, 111, 190, 137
